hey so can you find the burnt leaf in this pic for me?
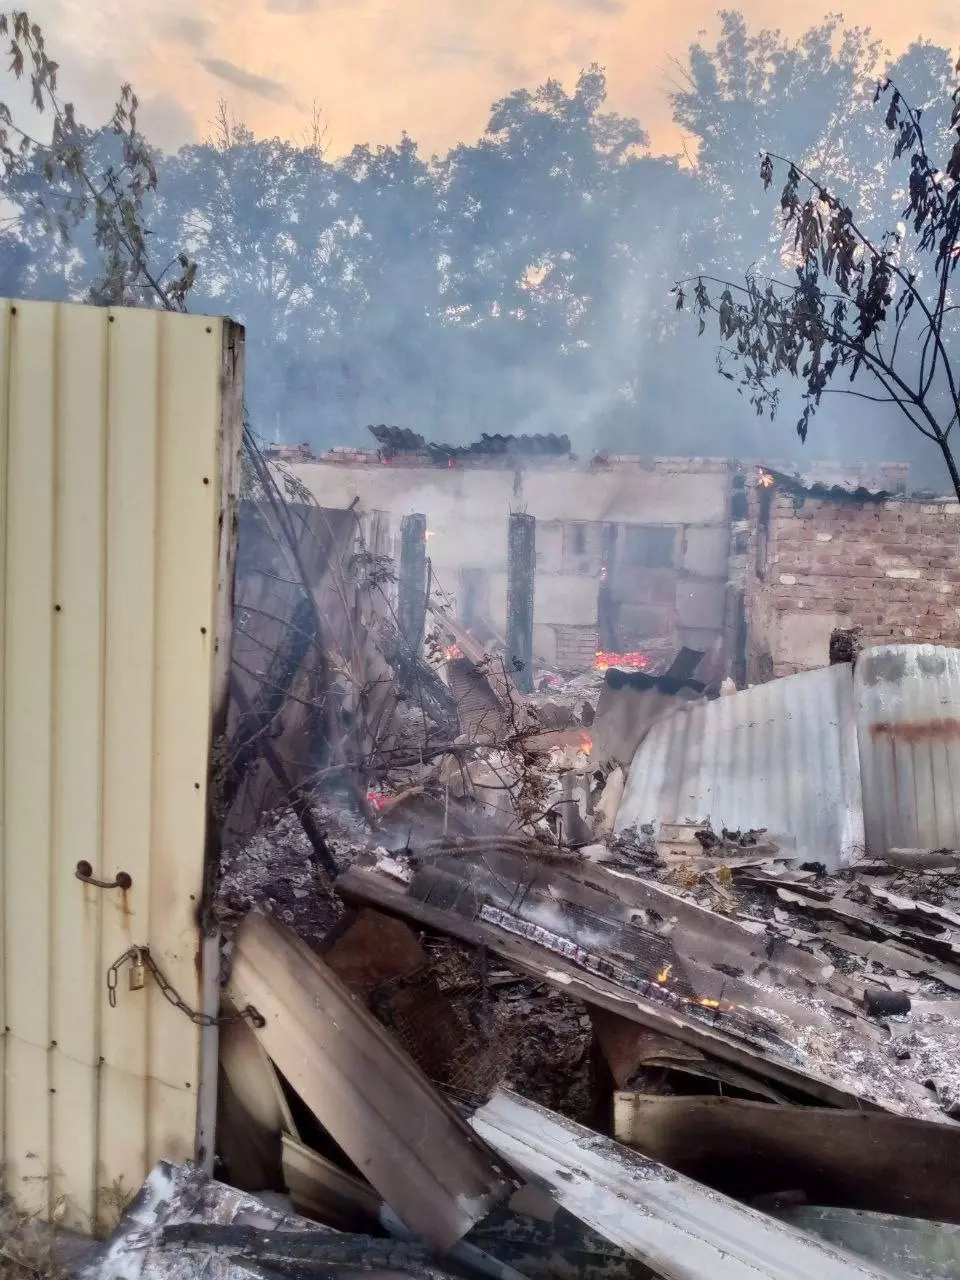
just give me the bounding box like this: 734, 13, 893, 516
885, 89, 901, 131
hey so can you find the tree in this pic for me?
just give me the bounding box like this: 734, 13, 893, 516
0, 9, 194, 308
154, 103, 344, 435
676, 61, 960, 498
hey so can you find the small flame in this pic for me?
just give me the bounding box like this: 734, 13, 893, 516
444, 644, 463, 660
579, 732, 593, 756
655, 963, 673, 984
594, 650, 650, 672
426, 529, 436, 540
757, 467, 776, 488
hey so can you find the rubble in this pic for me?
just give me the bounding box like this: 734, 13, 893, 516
41, 459, 960, 1280
226, 912, 512, 1251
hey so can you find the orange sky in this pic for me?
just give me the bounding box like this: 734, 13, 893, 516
23, 0, 960, 156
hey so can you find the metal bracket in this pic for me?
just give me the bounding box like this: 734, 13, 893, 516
75, 860, 133, 891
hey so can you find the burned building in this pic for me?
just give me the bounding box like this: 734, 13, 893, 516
294, 432, 737, 676
739, 464, 960, 681
291, 432, 956, 683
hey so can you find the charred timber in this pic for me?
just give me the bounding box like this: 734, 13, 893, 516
398, 514, 429, 659
506, 512, 536, 694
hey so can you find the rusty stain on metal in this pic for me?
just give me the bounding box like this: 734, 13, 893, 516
869, 716, 960, 742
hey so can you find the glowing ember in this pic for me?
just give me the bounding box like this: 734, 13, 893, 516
594, 650, 650, 672
444, 644, 463, 660
655, 963, 673, 984
757, 467, 776, 488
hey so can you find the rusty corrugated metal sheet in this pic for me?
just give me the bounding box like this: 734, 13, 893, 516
0, 300, 243, 1231
616, 664, 865, 868
855, 645, 960, 856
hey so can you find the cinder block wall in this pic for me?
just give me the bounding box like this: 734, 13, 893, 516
745, 488, 960, 680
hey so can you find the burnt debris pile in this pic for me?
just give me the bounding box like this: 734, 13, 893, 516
85, 452, 960, 1280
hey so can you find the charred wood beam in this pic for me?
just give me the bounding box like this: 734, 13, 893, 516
336, 866, 870, 1110
158, 1225, 466, 1280
506, 513, 535, 693
398, 513, 429, 658
228, 678, 339, 881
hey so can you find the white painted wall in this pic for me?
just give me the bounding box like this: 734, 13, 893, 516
293, 459, 732, 666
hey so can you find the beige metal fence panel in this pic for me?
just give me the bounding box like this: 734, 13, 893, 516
0, 300, 243, 1234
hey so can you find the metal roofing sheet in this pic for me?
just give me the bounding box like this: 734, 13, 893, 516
0, 300, 243, 1230
762, 466, 892, 502
471, 1089, 894, 1280
855, 645, 960, 856
616, 663, 865, 868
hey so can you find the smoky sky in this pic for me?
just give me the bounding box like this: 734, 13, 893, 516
3, 3, 959, 490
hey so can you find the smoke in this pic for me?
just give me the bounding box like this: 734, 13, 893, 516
2, 14, 957, 490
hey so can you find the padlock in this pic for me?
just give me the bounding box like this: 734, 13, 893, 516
129, 949, 146, 992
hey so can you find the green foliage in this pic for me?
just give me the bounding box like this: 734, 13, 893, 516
0, 9, 195, 308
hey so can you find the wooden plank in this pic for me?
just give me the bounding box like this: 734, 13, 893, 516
575, 864, 831, 986
471, 1090, 892, 1280
228, 912, 511, 1251
282, 1135, 381, 1232
337, 866, 871, 1110
220, 1017, 295, 1137
590, 1011, 788, 1102
3, 302, 57, 1216
612, 1093, 960, 1225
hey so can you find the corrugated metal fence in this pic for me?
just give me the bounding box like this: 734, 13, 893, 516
856, 645, 960, 855
617, 644, 960, 867
615, 664, 866, 867
0, 300, 243, 1232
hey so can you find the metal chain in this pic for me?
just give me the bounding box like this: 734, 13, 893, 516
106, 946, 264, 1028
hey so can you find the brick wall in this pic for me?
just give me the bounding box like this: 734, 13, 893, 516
744, 488, 960, 680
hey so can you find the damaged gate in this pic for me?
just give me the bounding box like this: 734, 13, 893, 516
0, 301, 244, 1233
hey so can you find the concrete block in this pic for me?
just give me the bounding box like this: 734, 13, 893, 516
676, 581, 727, 629
682, 526, 730, 579
610, 567, 676, 605
679, 627, 724, 653
533, 623, 558, 668
534, 573, 599, 627
536, 520, 564, 574
777, 611, 838, 667
617, 603, 674, 640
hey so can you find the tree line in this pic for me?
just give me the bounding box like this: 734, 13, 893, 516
0, 11, 957, 480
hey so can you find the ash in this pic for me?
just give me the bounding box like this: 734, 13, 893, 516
750, 982, 960, 1120
215, 800, 373, 950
